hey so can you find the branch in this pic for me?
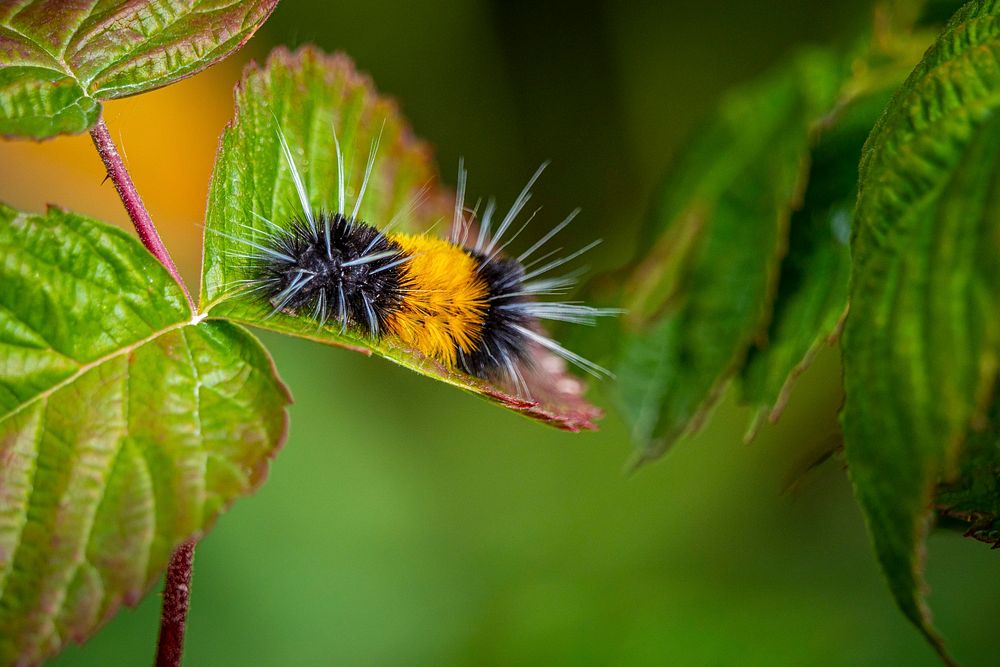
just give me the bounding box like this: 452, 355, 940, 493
89, 116, 196, 310
155, 540, 196, 667
88, 116, 198, 666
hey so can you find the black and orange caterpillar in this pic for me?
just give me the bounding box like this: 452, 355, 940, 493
229, 128, 616, 392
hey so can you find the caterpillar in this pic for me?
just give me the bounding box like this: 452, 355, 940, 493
225, 124, 617, 395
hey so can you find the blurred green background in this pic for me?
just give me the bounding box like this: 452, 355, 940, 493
3, 0, 998, 664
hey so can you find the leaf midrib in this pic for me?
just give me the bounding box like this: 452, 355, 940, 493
0, 315, 198, 426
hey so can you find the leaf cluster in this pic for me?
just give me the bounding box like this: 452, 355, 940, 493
612, 1, 1000, 660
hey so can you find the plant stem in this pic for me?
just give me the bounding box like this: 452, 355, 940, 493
155, 540, 196, 667
89, 116, 196, 310
88, 116, 198, 666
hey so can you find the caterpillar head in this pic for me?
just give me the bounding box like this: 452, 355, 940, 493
258, 212, 407, 336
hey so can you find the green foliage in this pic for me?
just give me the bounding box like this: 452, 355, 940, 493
615, 50, 846, 458
615, 0, 1000, 658
0, 0, 277, 139
843, 1, 1000, 659
0, 204, 289, 665
202, 46, 603, 431
0, 3, 293, 661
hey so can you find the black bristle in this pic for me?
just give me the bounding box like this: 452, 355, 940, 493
457, 252, 533, 380
252, 212, 406, 336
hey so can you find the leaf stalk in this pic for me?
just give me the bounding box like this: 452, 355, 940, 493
89, 117, 196, 310
154, 540, 196, 667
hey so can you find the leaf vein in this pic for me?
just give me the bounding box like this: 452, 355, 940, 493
0, 318, 191, 427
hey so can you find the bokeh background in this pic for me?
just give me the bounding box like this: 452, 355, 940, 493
2, 1, 999, 664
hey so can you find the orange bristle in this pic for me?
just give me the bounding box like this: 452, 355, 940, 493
385, 233, 490, 366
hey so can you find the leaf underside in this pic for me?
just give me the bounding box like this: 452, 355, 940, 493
0, 0, 278, 139
201, 45, 603, 431
0, 204, 289, 665
614, 50, 846, 459
842, 1, 1000, 660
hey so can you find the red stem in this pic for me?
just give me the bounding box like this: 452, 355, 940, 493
154, 540, 196, 667
88, 116, 198, 665
89, 117, 196, 310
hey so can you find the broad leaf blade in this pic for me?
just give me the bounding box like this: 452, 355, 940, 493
0, 0, 277, 139
842, 1, 1000, 658
615, 51, 845, 458
202, 46, 602, 431
0, 204, 290, 665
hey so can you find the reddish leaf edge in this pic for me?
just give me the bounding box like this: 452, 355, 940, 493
2, 1, 278, 141
95, 1, 279, 103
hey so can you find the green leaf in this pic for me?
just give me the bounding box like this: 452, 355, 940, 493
0, 0, 277, 139
0, 203, 289, 664
842, 1, 1000, 659
614, 50, 845, 458
201, 46, 604, 431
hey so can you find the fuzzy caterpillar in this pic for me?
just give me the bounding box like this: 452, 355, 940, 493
225, 124, 618, 395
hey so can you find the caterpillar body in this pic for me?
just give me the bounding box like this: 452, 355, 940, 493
229, 126, 616, 395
